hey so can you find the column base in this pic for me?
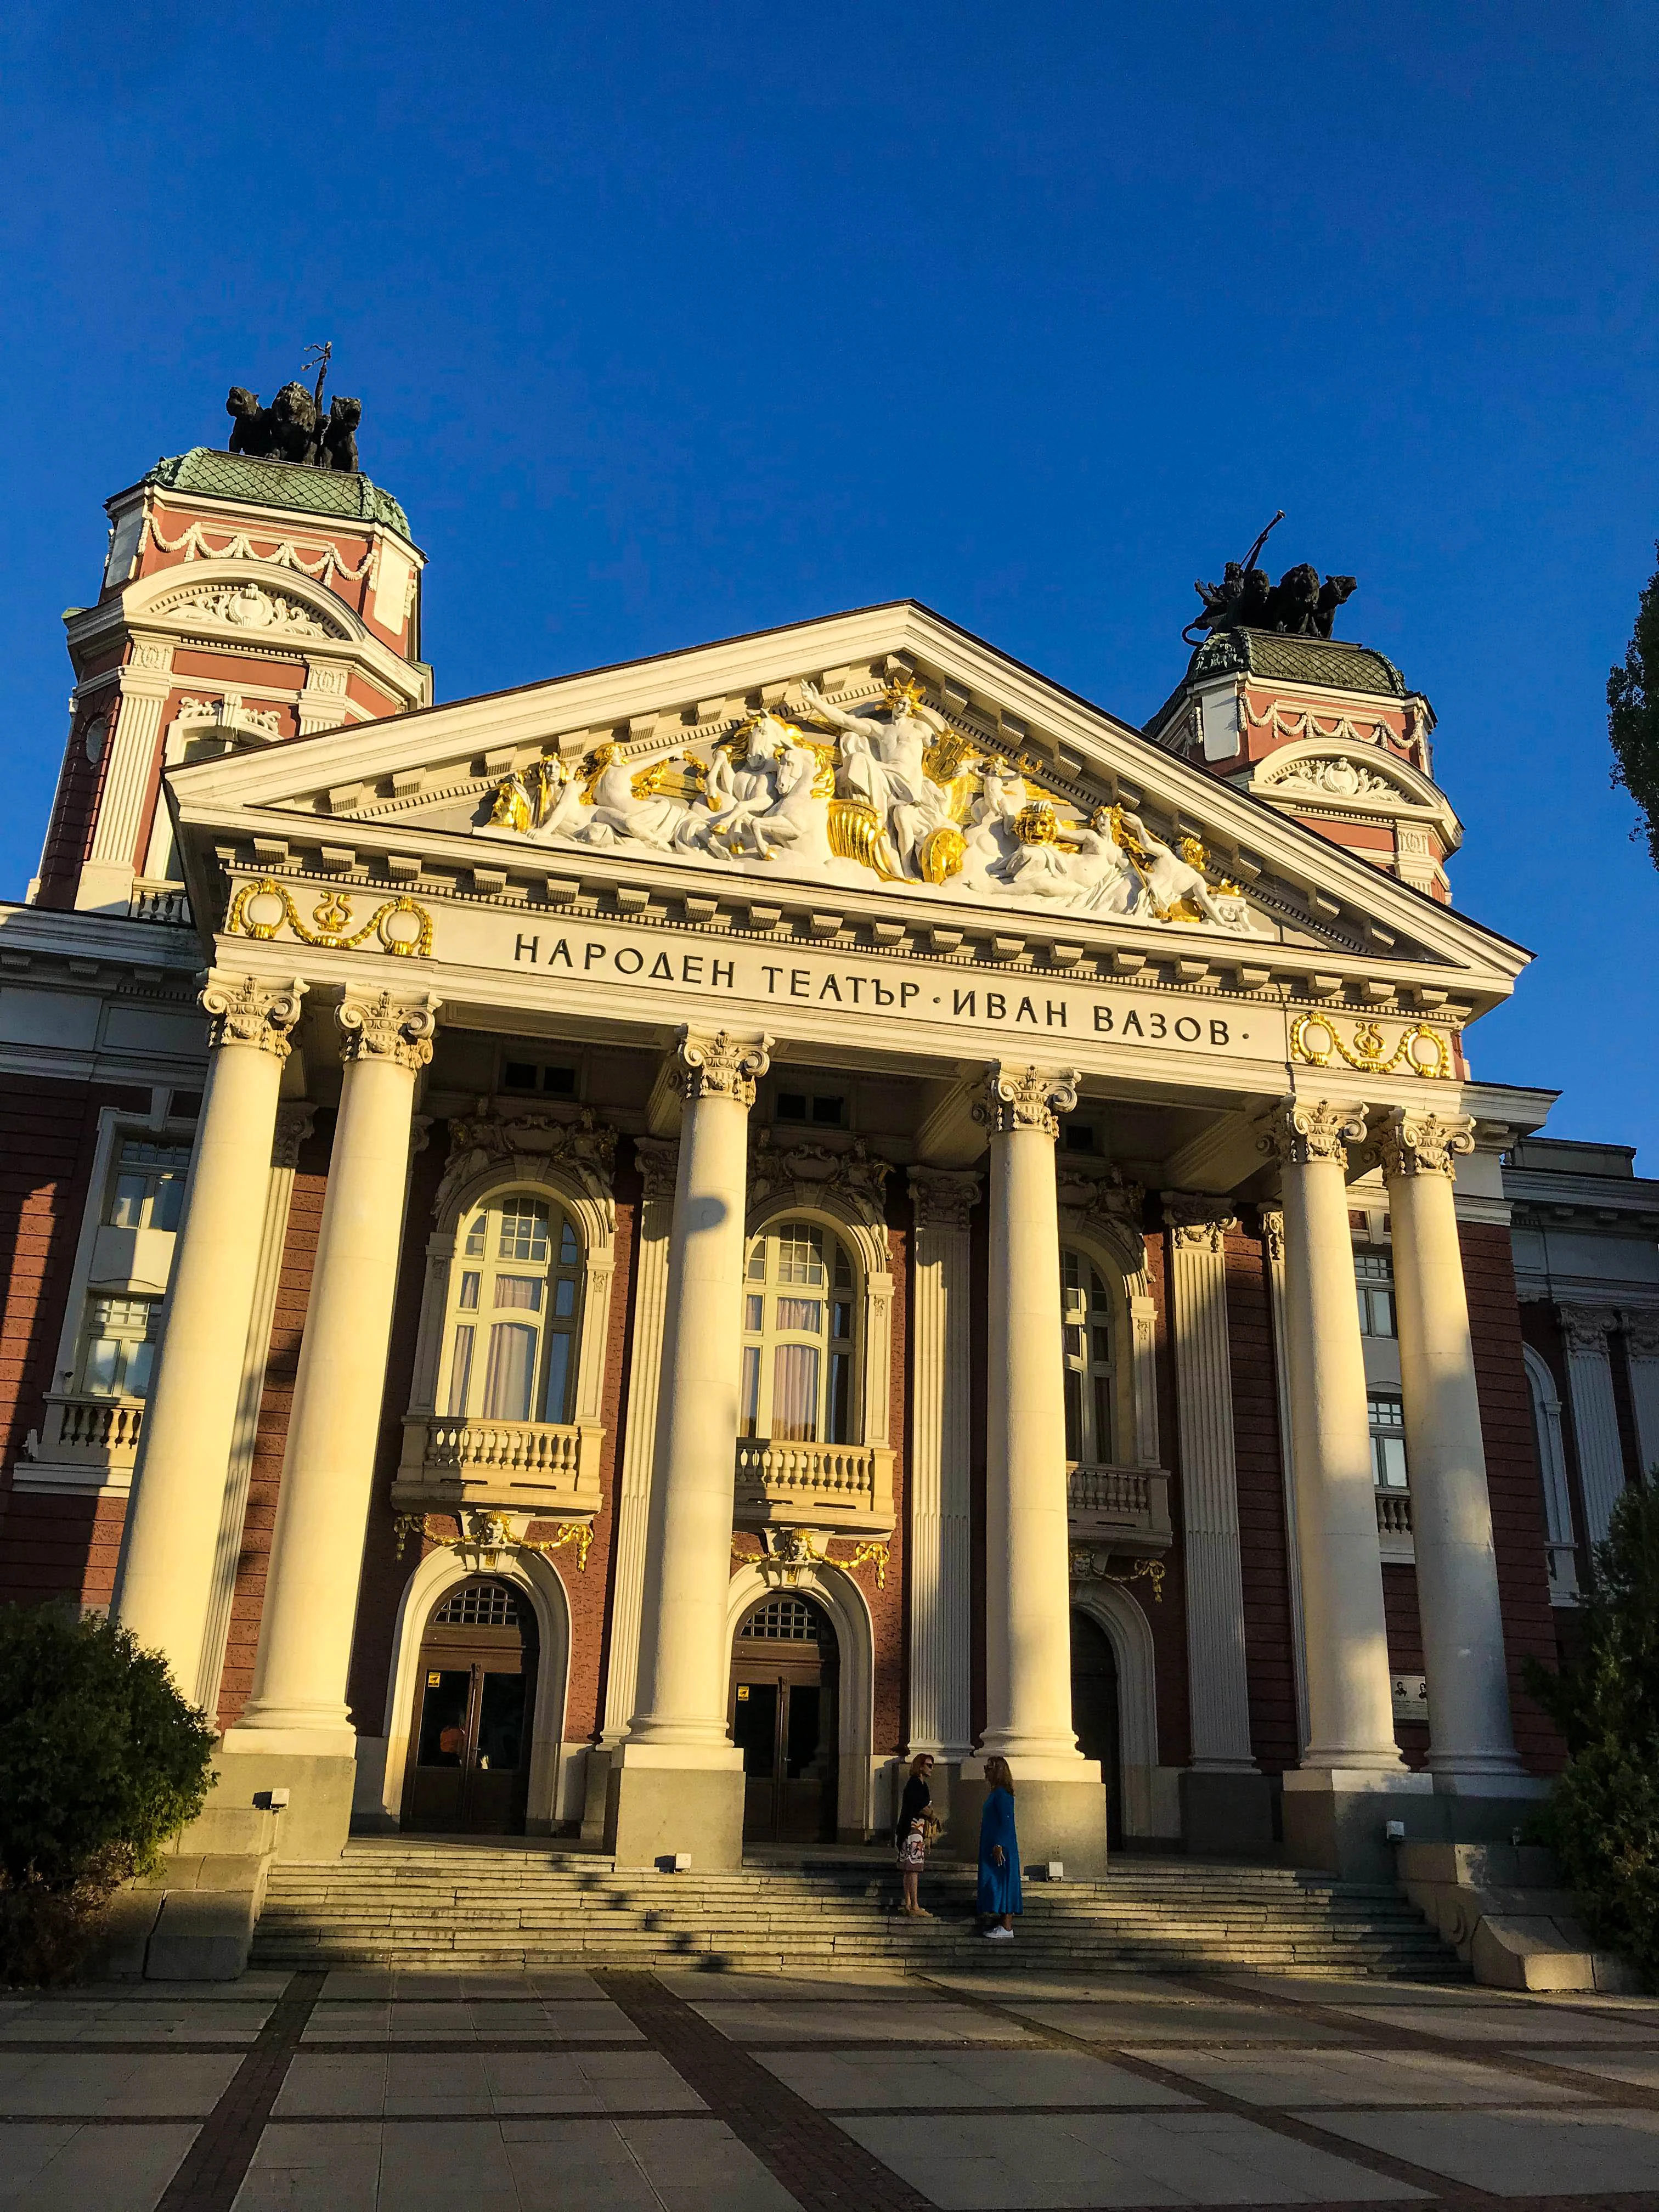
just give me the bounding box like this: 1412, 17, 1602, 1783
209, 1741, 358, 1863
1180, 1769, 1276, 1858
604, 1742, 745, 1870
952, 1762, 1110, 1878
1282, 1766, 1435, 1883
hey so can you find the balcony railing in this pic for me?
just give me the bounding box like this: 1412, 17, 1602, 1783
1066, 1463, 1171, 1555
128, 879, 192, 924
15, 1395, 146, 1493
1375, 1489, 1412, 1537
393, 1415, 603, 1517
733, 1437, 896, 1536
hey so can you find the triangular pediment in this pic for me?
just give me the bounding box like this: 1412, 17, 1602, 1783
166, 601, 1529, 1017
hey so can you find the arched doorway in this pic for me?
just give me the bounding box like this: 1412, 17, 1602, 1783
1071, 1609, 1123, 1848
403, 1577, 540, 1834
729, 1592, 840, 1843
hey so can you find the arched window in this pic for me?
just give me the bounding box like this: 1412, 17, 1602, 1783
1062, 1248, 1115, 1465
740, 1218, 856, 1443
439, 1192, 584, 1425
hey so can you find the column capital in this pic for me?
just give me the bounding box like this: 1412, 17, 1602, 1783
337, 988, 441, 1071
909, 1166, 981, 1232
978, 1062, 1080, 1139
1375, 1108, 1475, 1181
1257, 1207, 1286, 1264
675, 1026, 771, 1107
1161, 1191, 1239, 1253
1560, 1304, 1617, 1358
1623, 1308, 1659, 1363
200, 971, 307, 1058
1263, 1097, 1368, 1170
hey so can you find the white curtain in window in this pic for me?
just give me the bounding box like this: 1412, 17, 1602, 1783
771, 1344, 820, 1441
482, 1323, 538, 1421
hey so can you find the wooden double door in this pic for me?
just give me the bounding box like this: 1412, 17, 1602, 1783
404, 1578, 539, 1834
729, 1593, 839, 1843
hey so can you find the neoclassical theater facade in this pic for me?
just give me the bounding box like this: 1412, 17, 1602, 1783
4, 443, 1657, 1878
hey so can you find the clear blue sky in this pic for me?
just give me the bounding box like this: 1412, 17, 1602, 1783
3, 5, 1655, 1161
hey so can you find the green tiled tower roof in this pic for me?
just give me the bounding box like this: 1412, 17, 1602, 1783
1184, 627, 1406, 698
139, 448, 412, 543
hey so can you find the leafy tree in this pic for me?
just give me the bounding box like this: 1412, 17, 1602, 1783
0, 1604, 215, 1980
1609, 544, 1659, 870
1526, 1477, 1659, 1985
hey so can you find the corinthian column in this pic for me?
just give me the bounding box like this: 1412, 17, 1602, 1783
1379, 1110, 1527, 1790
112, 972, 306, 1696
608, 1029, 769, 1870
975, 1063, 1109, 1872
1271, 1098, 1427, 1877
222, 987, 437, 1853
907, 1167, 980, 1766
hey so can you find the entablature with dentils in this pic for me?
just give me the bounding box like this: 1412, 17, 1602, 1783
163, 601, 1532, 1063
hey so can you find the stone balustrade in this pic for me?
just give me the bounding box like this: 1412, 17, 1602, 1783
1375, 1489, 1414, 1538
1065, 1461, 1172, 1554
393, 1415, 603, 1517
18, 1394, 149, 1493
732, 1436, 896, 1536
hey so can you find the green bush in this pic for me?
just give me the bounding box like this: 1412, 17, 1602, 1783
0, 1604, 215, 1983
1525, 1475, 1659, 1986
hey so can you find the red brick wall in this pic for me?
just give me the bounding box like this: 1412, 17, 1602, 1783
35, 699, 119, 909
1381, 1564, 1430, 1768
1225, 1228, 1299, 1774
873, 1204, 909, 1759
1462, 1221, 1565, 1774
0, 1074, 151, 1606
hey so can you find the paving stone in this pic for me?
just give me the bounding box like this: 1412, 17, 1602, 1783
758, 2045, 1194, 2109
1144, 2043, 1589, 2107
0, 2000, 271, 2044
273, 2046, 704, 2117
0, 2050, 241, 2117
1327, 2001, 1659, 2044
1312, 2105, 1659, 2196
301, 1997, 641, 2043
1006, 1999, 1357, 2045
1533, 2046, 1659, 2090
839, 2108, 1429, 2206
0, 2119, 199, 2209
692, 2000, 1031, 2045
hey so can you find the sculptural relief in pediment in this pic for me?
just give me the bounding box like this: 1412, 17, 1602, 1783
477, 675, 1263, 934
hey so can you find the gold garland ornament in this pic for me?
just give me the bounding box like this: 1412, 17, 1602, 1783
1068, 1548, 1165, 1602
392, 1510, 592, 1570
229, 877, 433, 958
1290, 1012, 1452, 1080
731, 1531, 891, 1588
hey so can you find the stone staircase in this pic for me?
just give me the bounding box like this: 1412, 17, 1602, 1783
252, 1841, 1460, 1978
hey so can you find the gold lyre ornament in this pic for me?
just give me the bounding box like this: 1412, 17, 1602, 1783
1290, 1012, 1452, 1080
227, 877, 434, 958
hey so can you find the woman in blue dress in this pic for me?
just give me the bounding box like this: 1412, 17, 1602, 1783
976, 1756, 1022, 1940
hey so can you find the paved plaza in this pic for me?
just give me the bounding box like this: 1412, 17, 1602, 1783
3, 1963, 1659, 2210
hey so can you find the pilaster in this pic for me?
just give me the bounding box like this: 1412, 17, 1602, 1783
1624, 1310, 1659, 1485
1559, 1306, 1626, 1544
906, 1167, 980, 1764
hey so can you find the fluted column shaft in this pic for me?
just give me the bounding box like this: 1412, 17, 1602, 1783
980, 1063, 1090, 1771
1381, 1111, 1523, 1781
112, 972, 306, 1695
907, 1167, 980, 1762
231, 988, 437, 1745
1274, 1100, 1405, 1773
627, 1031, 770, 1749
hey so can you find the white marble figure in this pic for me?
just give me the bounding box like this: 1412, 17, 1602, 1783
797, 680, 957, 876
481, 690, 1258, 934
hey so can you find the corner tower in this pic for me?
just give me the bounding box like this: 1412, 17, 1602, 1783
33, 436, 429, 918
1145, 549, 1458, 904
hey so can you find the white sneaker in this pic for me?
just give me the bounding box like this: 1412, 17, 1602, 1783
984, 1925, 1014, 1941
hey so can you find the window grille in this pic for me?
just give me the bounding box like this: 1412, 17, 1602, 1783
1060, 1248, 1115, 1464
738, 1595, 822, 1641
432, 1581, 521, 1627
1356, 1251, 1397, 1339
